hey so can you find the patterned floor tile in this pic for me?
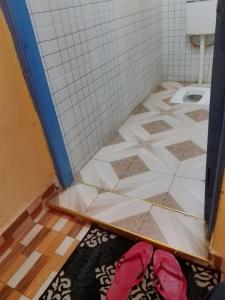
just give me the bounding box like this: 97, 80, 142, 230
93, 141, 139, 163
105, 132, 125, 146
139, 205, 208, 258
111, 156, 134, 179
114, 171, 173, 202
85, 192, 152, 225
48, 184, 98, 214
162, 97, 178, 106
132, 104, 149, 115
80, 159, 119, 190
45, 82, 209, 261
185, 109, 209, 122
112, 213, 148, 234
167, 176, 205, 218
143, 90, 186, 113
122, 113, 188, 142
147, 130, 193, 174
176, 154, 206, 181
144, 193, 168, 205
162, 192, 185, 212
122, 156, 149, 178
166, 140, 205, 161
143, 120, 173, 135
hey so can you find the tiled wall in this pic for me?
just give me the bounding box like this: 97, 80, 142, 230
26, 0, 162, 174
162, 0, 214, 83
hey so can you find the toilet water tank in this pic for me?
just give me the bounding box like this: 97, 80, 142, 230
186, 0, 217, 35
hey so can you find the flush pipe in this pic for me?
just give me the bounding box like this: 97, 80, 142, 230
198, 35, 206, 84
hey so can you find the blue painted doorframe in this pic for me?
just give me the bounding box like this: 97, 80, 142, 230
0, 0, 74, 187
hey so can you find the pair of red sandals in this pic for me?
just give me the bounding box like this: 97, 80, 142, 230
107, 242, 187, 300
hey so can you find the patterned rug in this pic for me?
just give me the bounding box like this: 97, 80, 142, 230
40, 227, 220, 300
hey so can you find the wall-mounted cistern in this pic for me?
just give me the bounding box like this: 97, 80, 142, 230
171, 0, 217, 106
186, 0, 217, 84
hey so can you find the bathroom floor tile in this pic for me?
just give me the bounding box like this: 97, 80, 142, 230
48, 82, 209, 261
85, 192, 152, 225
114, 171, 173, 202
146, 130, 193, 174
162, 97, 178, 106
145, 193, 169, 206
142, 120, 173, 135
139, 205, 208, 258
162, 192, 185, 212
105, 132, 125, 146
94, 141, 139, 163
166, 140, 205, 161
166, 176, 205, 218
122, 156, 149, 178
80, 159, 119, 190
111, 156, 135, 179
48, 184, 98, 214
112, 213, 148, 234
132, 104, 149, 115
176, 154, 206, 181
120, 113, 188, 144
185, 109, 209, 122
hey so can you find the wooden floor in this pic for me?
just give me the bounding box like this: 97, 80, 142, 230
0, 208, 90, 299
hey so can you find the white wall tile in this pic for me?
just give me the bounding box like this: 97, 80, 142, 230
26, 0, 163, 175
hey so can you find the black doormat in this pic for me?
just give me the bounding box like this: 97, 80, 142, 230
40, 227, 220, 300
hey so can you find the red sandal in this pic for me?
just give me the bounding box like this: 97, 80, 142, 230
153, 249, 187, 300
107, 242, 153, 300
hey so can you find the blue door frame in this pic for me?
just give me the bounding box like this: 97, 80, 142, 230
1, 0, 74, 187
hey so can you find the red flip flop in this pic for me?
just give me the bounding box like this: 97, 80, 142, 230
107, 241, 153, 300
153, 249, 187, 300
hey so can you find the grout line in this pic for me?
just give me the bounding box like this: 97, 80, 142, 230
149, 203, 205, 220
58, 176, 205, 221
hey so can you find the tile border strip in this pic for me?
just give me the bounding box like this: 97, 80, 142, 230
46, 200, 211, 267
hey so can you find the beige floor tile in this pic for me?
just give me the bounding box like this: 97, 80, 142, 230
140, 205, 208, 258
143, 120, 173, 135
112, 212, 148, 234
166, 140, 205, 161
185, 109, 209, 122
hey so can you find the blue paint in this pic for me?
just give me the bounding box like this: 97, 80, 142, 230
1, 0, 74, 187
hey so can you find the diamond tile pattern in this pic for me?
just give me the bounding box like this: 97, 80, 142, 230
145, 193, 168, 205
111, 157, 135, 179
166, 140, 205, 161
185, 109, 209, 122
122, 156, 149, 178
163, 193, 184, 212
111, 156, 149, 179
143, 120, 173, 135
105, 133, 124, 146
162, 97, 177, 106
52, 83, 209, 260
133, 104, 149, 115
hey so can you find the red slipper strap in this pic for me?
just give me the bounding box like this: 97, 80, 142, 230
154, 257, 185, 282
115, 251, 147, 289
154, 257, 186, 299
